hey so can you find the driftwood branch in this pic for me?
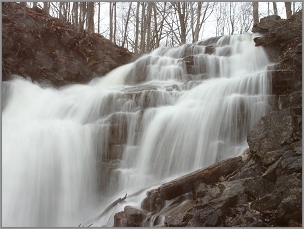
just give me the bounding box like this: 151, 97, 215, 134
101, 193, 127, 217
81, 193, 127, 227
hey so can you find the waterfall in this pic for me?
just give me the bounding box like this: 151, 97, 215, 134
2, 33, 273, 227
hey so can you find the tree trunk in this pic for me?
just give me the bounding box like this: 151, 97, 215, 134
229, 2, 235, 35
59, 2, 63, 19
153, 2, 166, 49
146, 2, 153, 52
98, 2, 100, 34
193, 2, 202, 42
113, 2, 117, 44
134, 2, 140, 53
44, 2, 49, 14
252, 2, 259, 26
79, 2, 86, 32
140, 2, 146, 53
109, 2, 113, 42
87, 2, 94, 33
64, 3, 69, 22
175, 2, 187, 44
122, 3, 132, 48
273, 2, 278, 15
152, 3, 159, 49
73, 2, 79, 30
285, 2, 292, 18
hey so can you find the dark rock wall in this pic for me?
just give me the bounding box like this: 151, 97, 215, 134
2, 2, 135, 87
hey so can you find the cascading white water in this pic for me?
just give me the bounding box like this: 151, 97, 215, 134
2, 33, 273, 227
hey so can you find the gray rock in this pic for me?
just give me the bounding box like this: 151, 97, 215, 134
276, 197, 302, 226
278, 91, 302, 110
260, 150, 284, 166
247, 109, 299, 159
253, 15, 282, 32
251, 173, 301, 214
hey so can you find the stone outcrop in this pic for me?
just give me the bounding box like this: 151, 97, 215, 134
2, 2, 135, 87
113, 11, 302, 227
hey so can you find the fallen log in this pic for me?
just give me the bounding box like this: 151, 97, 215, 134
148, 156, 243, 202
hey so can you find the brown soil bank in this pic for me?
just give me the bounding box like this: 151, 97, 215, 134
2, 2, 135, 87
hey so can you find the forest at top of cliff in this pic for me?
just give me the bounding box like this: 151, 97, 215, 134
2, 2, 302, 87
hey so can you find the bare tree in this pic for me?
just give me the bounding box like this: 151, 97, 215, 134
252, 2, 259, 26
97, 2, 101, 33
285, 2, 292, 18
172, 2, 188, 44
44, 2, 49, 14
134, 2, 140, 53
29, 1, 291, 52
272, 2, 278, 15
122, 2, 132, 48
229, 2, 235, 34
73, 2, 79, 30
190, 2, 214, 42
191, 2, 202, 42
109, 2, 117, 44
239, 2, 253, 33
146, 2, 154, 52
59, 3, 63, 19
140, 2, 146, 52
151, 2, 166, 49
215, 2, 227, 36
79, 2, 87, 32
87, 2, 94, 33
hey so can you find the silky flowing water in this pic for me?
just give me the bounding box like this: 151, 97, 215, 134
2, 34, 273, 227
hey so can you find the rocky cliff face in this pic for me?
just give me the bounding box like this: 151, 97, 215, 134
114, 11, 302, 227
2, 2, 134, 87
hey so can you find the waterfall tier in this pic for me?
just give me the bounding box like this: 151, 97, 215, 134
2, 33, 274, 227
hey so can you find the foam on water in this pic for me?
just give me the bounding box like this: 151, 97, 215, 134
2, 33, 273, 227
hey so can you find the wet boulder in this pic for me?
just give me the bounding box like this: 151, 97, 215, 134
114, 206, 146, 227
